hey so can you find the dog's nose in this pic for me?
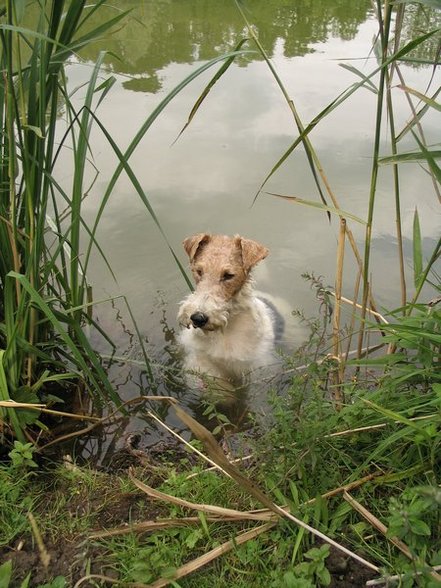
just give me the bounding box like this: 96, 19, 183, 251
190, 312, 208, 328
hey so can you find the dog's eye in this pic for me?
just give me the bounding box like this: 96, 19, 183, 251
222, 272, 235, 281
195, 268, 203, 278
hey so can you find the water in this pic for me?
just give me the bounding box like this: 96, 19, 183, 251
53, 1, 440, 463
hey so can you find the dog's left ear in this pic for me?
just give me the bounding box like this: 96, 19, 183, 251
236, 236, 269, 273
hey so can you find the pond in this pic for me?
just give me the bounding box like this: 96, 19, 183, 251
54, 1, 440, 463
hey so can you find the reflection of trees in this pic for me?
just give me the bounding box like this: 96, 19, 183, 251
76, 0, 371, 91
19, 1, 440, 91
399, 4, 441, 68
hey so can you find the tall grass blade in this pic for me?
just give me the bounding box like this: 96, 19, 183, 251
412, 130, 441, 184
7, 272, 122, 407
339, 63, 378, 93
174, 38, 252, 143
266, 192, 366, 224
410, 236, 441, 307
83, 51, 250, 292
413, 208, 423, 289
254, 29, 440, 198
0, 350, 25, 441
235, 0, 330, 215
396, 86, 441, 142
378, 150, 441, 164
399, 84, 441, 112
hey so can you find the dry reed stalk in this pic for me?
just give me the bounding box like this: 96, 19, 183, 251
148, 522, 276, 588
344, 266, 363, 362
284, 342, 385, 376
168, 399, 380, 573
28, 512, 50, 569
335, 294, 389, 324
90, 513, 275, 540
37, 395, 173, 451
325, 414, 435, 438
0, 401, 101, 421
129, 470, 277, 522
73, 574, 146, 588
185, 454, 253, 479
366, 565, 441, 586
343, 492, 441, 582
95, 472, 382, 541
304, 472, 381, 505
332, 218, 346, 405
146, 409, 225, 473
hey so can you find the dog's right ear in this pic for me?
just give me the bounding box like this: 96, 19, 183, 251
183, 233, 211, 262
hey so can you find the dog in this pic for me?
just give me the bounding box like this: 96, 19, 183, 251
177, 233, 282, 391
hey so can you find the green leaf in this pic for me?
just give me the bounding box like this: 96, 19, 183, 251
175, 38, 252, 141
378, 150, 441, 165
0, 560, 12, 587
19, 572, 31, 588
339, 63, 378, 93
409, 518, 431, 536
254, 28, 440, 198
413, 208, 423, 289
266, 192, 366, 224
399, 85, 441, 112
160, 567, 178, 580
22, 124, 45, 138
0, 351, 25, 441
411, 131, 441, 185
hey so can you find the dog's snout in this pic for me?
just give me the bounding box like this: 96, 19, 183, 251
190, 312, 208, 328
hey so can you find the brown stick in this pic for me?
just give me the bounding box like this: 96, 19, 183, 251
332, 218, 346, 406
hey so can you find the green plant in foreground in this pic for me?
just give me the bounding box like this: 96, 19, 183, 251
0, 0, 129, 440
8, 440, 38, 470
0, 560, 66, 588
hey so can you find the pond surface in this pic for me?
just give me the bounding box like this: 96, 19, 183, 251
58, 1, 440, 463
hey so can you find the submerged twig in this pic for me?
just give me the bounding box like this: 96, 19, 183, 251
37, 395, 174, 451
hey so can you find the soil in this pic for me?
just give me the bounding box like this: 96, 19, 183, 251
327, 546, 377, 587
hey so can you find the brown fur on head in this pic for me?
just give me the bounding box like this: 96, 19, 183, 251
182, 233, 268, 299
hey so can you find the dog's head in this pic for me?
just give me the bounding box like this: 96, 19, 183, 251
178, 233, 268, 331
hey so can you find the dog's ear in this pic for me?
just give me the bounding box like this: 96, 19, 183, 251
236, 236, 268, 273
183, 233, 211, 262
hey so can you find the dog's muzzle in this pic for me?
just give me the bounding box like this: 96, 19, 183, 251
190, 312, 208, 329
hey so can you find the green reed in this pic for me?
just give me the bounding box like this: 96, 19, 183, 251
0, 1, 131, 439
0, 0, 251, 441
239, 0, 440, 362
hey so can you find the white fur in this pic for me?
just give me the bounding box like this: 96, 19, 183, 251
178, 282, 277, 386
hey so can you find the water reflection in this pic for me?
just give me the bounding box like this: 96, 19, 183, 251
78, 0, 372, 92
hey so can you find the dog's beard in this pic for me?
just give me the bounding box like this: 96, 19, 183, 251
178, 293, 231, 331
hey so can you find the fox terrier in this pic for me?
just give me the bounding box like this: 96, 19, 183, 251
177, 233, 282, 390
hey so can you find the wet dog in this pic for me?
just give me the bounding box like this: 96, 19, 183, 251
178, 233, 281, 390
